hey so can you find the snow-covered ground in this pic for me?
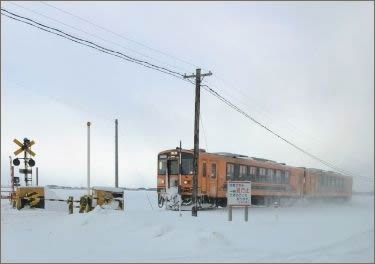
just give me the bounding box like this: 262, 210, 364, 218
1, 188, 373, 263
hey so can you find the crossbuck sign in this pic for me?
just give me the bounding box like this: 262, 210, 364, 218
227, 181, 252, 206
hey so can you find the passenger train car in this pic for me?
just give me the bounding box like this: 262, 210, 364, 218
157, 148, 352, 207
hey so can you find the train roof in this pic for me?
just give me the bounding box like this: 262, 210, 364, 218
159, 149, 290, 166
158, 148, 350, 177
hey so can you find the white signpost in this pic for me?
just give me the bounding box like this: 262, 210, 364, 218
227, 181, 251, 221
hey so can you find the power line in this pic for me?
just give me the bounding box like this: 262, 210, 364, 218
38, 0, 358, 171
201, 84, 374, 182
39, 1, 201, 71
22, 2, 342, 166
7, 2, 192, 74
1, 8, 185, 80
204, 76, 333, 155
2, 8, 371, 182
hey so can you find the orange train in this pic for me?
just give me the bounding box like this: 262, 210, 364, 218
157, 148, 352, 207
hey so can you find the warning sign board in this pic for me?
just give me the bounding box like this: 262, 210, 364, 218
227, 181, 252, 206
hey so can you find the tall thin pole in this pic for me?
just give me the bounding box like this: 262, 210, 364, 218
87, 121, 91, 195
184, 68, 212, 217
179, 140, 182, 217
192, 68, 201, 216
115, 119, 119, 188
36, 167, 39, 186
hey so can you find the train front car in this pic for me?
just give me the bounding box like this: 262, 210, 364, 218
157, 149, 194, 209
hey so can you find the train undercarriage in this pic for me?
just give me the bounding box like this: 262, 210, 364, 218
157, 186, 350, 210
157, 187, 226, 211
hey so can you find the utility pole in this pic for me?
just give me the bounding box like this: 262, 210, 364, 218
179, 140, 182, 217
36, 167, 39, 186
184, 68, 212, 217
87, 121, 91, 195
115, 119, 119, 188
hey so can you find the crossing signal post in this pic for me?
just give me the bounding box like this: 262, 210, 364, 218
12, 138, 36, 186
184, 68, 212, 217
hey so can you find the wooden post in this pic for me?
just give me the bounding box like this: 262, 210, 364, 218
36, 167, 39, 186
192, 68, 201, 217
67, 196, 73, 214
245, 205, 248, 222
228, 205, 232, 221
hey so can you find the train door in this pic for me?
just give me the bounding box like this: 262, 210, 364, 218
201, 160, 207, 193
208, 161, 218, 198
166, 160, 171, 188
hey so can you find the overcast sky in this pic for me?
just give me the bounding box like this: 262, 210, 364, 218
1, 1, 373, 191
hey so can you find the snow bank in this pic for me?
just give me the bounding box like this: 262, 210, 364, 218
1, 190, 373, 262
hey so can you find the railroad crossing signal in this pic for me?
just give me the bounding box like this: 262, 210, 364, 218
12, 138, 36, 186
13, 138, 36, 157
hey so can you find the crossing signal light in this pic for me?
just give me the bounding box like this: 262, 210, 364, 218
13, 158, 20, 166
28, 159, 35, 167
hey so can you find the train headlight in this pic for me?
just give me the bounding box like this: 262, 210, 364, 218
184, 180, 188, 184
161, 179, 164, 184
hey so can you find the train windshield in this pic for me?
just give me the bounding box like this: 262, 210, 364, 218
158, 154, 179, 175
158, 152, 193, 175
168, 160, 179, 175
181, 152, 193, 175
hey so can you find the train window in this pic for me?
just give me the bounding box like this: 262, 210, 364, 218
285, 171, 290, 184
267, 169, 274, 182
211, 164, 217, 178
181, 159, 193, 175
158, 159, 167, 175
234, 164, 240, 179
227, 163, 234, 180
181, 153, 194, 175
249, 167, 256, 175
249, 167, 257, 181
259, 168, 266, 182
239, 165, 247, 179
325, 175, 328, 186
275, 170, 281, 182
203, 163, 207, 177
276, 172, 281, 184
168, 160, 179, 175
